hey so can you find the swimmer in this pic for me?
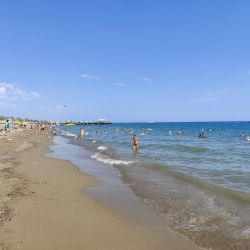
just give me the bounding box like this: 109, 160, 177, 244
199, 132, 206, 139
133, 134, 139, 152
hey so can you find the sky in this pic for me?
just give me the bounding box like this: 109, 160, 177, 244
0, 0, 250, 122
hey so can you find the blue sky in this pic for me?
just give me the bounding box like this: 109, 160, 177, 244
0, 0, 250, 122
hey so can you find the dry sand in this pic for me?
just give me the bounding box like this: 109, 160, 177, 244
0, 131, 200, 250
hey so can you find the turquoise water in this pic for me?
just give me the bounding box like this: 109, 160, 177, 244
58, 122, 250, 249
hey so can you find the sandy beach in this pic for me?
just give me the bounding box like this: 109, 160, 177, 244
2, 0, 250, 248
0, 130, 201, 250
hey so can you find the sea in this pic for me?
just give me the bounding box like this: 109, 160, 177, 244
55, 122, 250, 250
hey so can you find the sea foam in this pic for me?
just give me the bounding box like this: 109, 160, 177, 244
61, 132, 77, 137
97, 146, 107, 151
91, 152, 133, 165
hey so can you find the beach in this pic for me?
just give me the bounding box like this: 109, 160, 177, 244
0, 129, 200, 250
1, 1, 249, 249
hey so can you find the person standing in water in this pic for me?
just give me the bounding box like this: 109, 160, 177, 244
133, 134, 139, 152
80, 127, 84, 137
52, 125, 57, 135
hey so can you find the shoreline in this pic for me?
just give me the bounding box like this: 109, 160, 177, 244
58, 122, 250, 250
0, 131, 201, 249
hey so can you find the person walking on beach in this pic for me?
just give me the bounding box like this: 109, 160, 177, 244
4, 123, 7, 133
133, 134, 139, 152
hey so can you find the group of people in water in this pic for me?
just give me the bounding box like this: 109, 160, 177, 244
77, 126, 213, 153
79, 127, 140, 152
58, 125, 250, 155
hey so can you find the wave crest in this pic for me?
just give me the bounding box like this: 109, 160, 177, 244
91, 152, 133, 165
97, 146, 107, 151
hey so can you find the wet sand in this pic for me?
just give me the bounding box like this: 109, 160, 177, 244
0, 131, 200, 250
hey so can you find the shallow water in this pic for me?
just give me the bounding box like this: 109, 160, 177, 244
57, 122, 250, 249
47, 136, 197, 249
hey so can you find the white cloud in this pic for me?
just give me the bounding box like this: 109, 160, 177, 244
137, 77, 154, 82
56, 104, 67, 109
247, 69, 250, 74
184, 80, 192, 84
191, 90, 225, 103
0, 82, 41, 102
0, 86, 7, 100
37, 104, 69, 113
110, 82, 126, 87
80, 73, 99, 80
30, 91, 40, 98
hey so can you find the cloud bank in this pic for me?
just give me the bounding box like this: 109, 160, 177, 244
0, 82, 41, 106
